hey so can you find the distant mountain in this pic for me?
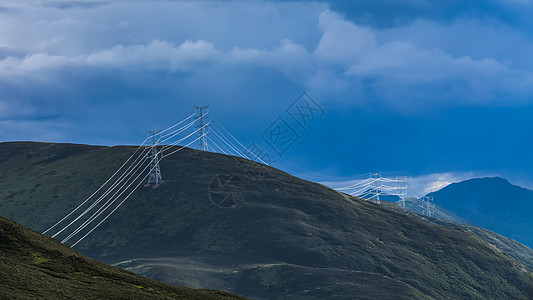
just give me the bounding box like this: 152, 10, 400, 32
427, 177, 533, 248
0, 215, 243, 300
1, 142, 533, 299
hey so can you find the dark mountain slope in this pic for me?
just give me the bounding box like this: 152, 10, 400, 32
0, 215, 244, 300
380, 200, 533, 271
427, 177, 533, 247
1, 142, 533, 299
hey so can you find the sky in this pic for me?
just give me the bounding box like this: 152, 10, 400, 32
2, 0, 533, 196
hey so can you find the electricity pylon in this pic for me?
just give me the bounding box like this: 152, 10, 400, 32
370, 173, 382, 204
147, 131, 162, 186
194, 105, 210, 151
422, 195, 435, 217
395, 176, 408, 209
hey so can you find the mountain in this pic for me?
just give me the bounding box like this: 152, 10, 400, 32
0, 215, 244, 299
427, 177, 533, 248
1, 142, 533, 299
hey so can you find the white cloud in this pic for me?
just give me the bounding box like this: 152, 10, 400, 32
0, 39, 218, 76
85, 39, 218, 71
309, 11, 533, 107
19, 53, 72, 70
35, 37, 64, 50
1, 3, 533, 110
406, 172, 483, 197
314, 10, 376, 65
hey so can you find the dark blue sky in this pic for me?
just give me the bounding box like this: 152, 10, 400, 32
2, 0, 533, 195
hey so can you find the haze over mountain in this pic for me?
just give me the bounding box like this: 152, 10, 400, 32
427, 177, 533, 248
1, 142, 533, 299
398, 196, 464, 223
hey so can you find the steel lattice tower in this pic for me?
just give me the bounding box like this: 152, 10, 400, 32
370, 173, 382, 204
147, 131, 162, 186
423, 195, 435, 217
194, 105, 210, 151
396, 176, 408, 209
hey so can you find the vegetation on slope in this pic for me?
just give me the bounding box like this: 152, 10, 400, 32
0, 215, 245, 300
380, 200, 533, 271
1, 142, 533, 299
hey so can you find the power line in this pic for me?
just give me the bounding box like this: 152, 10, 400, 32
42, 136, 150, 235
50, 105, 419, 246
51, 146, 151, 239
61, 153, 150, 243
44, 113, 201, 244
65, 131, 203, 245
335, 173, 407, 206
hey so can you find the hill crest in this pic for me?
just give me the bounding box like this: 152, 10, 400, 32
1, 142, 533, 299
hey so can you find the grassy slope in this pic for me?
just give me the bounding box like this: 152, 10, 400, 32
0, 215, 245, 300
380, 200, 533, 271
1, 142, 533, 299
114, 257, 428, 300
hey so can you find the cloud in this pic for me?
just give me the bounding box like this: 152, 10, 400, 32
230, 38, 311, 81
406, 173, 478, 197
2, 5, 533, 111
3, 0, 533, 191
85, 39, 218, 71
315, 10, 376, 65
0, 39, 218, 77
0, 0, 113, 10
344, 39, 533, 106
2, 1, 533, 149
227, 9, 533, 108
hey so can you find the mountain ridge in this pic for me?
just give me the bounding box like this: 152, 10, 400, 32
1, 142, 533, 299
427, 176, 533, 248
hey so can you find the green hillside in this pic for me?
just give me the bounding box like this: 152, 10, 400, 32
0, 215, 244, 299
1, 142, 533, 299
380, 200, 533, 271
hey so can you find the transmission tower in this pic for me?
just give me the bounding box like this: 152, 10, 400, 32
194, 105, 210, 151
147, 131, 162, 186
395, 176, 408, 209
369, 173, 382, 204
422, 195, 435, 217
360, 173, 407, 206
398, 196, 406, 209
